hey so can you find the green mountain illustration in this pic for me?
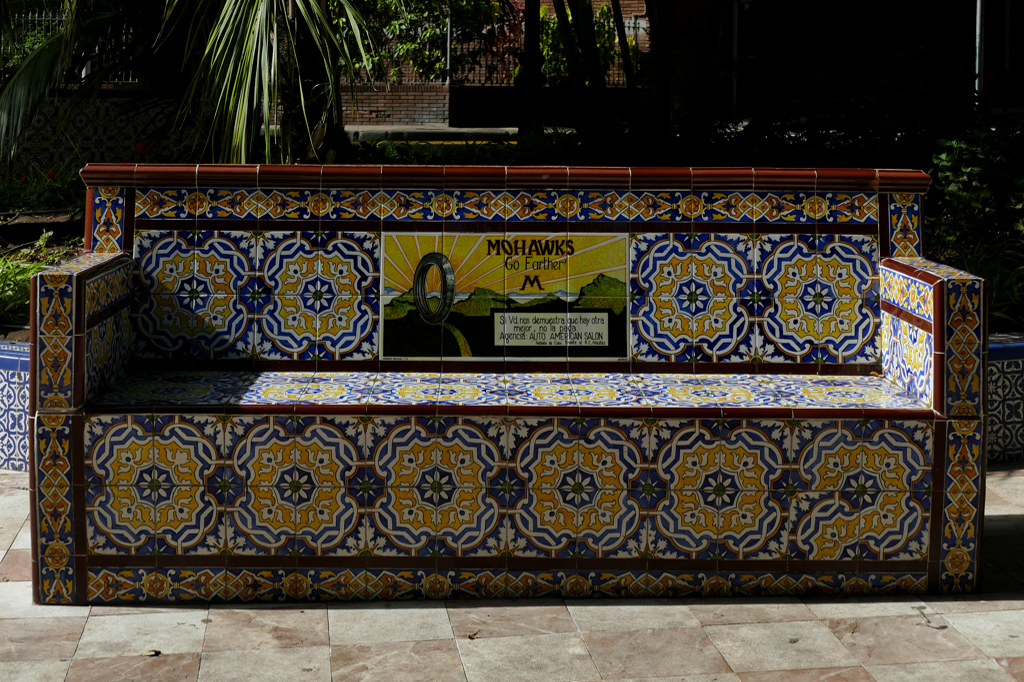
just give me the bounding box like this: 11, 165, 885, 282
574, 274, 627, 315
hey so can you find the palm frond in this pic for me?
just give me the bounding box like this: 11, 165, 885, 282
177, 0, 365, 163
0, 31, 68, 160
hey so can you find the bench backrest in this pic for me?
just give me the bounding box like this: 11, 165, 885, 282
80, 165, 930, 372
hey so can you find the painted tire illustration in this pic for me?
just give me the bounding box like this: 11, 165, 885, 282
413, 252, 455, 325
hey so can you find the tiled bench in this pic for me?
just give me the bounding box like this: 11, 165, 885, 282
30, 165, 987, 605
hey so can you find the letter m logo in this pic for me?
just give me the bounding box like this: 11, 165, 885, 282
520, 275, 544, 291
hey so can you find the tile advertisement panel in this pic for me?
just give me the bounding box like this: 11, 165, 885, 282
382, 233, 628, 360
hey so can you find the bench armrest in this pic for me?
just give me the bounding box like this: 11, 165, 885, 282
32, 252, 133, 413
880, 257, 985, 419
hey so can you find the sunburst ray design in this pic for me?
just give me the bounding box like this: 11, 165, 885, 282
383, 233, 626, 298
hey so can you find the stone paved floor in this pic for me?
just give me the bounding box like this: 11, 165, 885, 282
2, 464, 1024, 682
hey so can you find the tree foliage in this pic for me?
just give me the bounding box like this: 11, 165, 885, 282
0, 0, 369, 163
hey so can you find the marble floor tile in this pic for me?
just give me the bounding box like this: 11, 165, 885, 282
826, 614, 984, 666
583, 627, 731, 679
0, 659, 73, 682
0, 486, 29, 551
88, 605, 208, 617
75, 610, 208, 658
944, 610, 1024, 658
65, 652, 201, 682
330, 640, 467, 682
610, 671, 741, 675
204, 607, 329, 651
565, 599, 700, 631
705, 620, 859, 673
866, 658, 1016, 682
447, 600, 577, 639
688, 600, 817, 626
924, 595, 1024, 615
0, 582, 90, 619
0, 617, 87, 661
998, 657, 1024, 682
0, 549, 32, 582
328, 602, 454, 645
457, 632, 599, 682
735, 668, 875, 682
802, 597, 935, 620
10, 519, 31, 549
199, 646, 332, 682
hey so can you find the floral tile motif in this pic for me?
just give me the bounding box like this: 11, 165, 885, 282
889, 193, 923, 257
435, 373, 507, 408
988, 356, 1024, 461
504, 373, 578, 409
35, 413, 75, 603
0, 345, 30, 472
84, 258, 133, 319
71, 408, 945, 601
569, 373, 646, 409
90, 186, 129, 253
945, 277, 984, 419
89, 371, 252, 408
881, 267, 933, 322
881, 313, 933, 407
942, 419, 983, 593
89, 568, 222, 604
859, 491, 929, 561
367, 372, 442, 407
86, 308, 131, 402
787, 490, 861, 561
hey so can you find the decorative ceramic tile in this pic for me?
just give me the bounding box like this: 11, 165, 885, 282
941, 419, 983, 593
889, 193, 923, 257
84, 258, 132, 319
91, 186, 129, 253
89, 371, 252, 408
881, 313, 933, 406
37, 333, 75, 411
135, 187, 196, 220
988, 351, 1024, 461
37, 270, 74, 336
135, 229, 193, 294
503, 373, 578, 409
788, 490, 861, 561
859, 491, 929, 561
89, 567, 221, 603
0, 343, 30, 471
35, 413, 76, 603
945, 277, 984, 418
881, 267, 933, 321
85, 308, 131, 401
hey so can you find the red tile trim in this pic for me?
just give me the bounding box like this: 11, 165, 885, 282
196, 164, 259, 187
880, 300, 932, 334
880, 258, 943, 286
84, 187, 96, 252
878, 169, 933, 193
258, 164, 321, 188
752, 168, 816, 190
568, 167, 631, 189
81, 164, 931, 193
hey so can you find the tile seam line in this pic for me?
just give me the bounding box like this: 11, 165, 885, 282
444, 598, 472, 682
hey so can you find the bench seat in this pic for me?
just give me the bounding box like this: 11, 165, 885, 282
87, 370, 931, 417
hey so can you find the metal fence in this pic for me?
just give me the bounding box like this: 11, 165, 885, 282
0, 11, 136, 84
347, 17, 647, 87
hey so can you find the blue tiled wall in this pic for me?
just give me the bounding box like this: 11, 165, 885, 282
989, 332, 1024, 462
0, 342, 30, 472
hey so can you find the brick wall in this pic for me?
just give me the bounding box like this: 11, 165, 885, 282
539, 0, 645, 16
342, 84, 449, 126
